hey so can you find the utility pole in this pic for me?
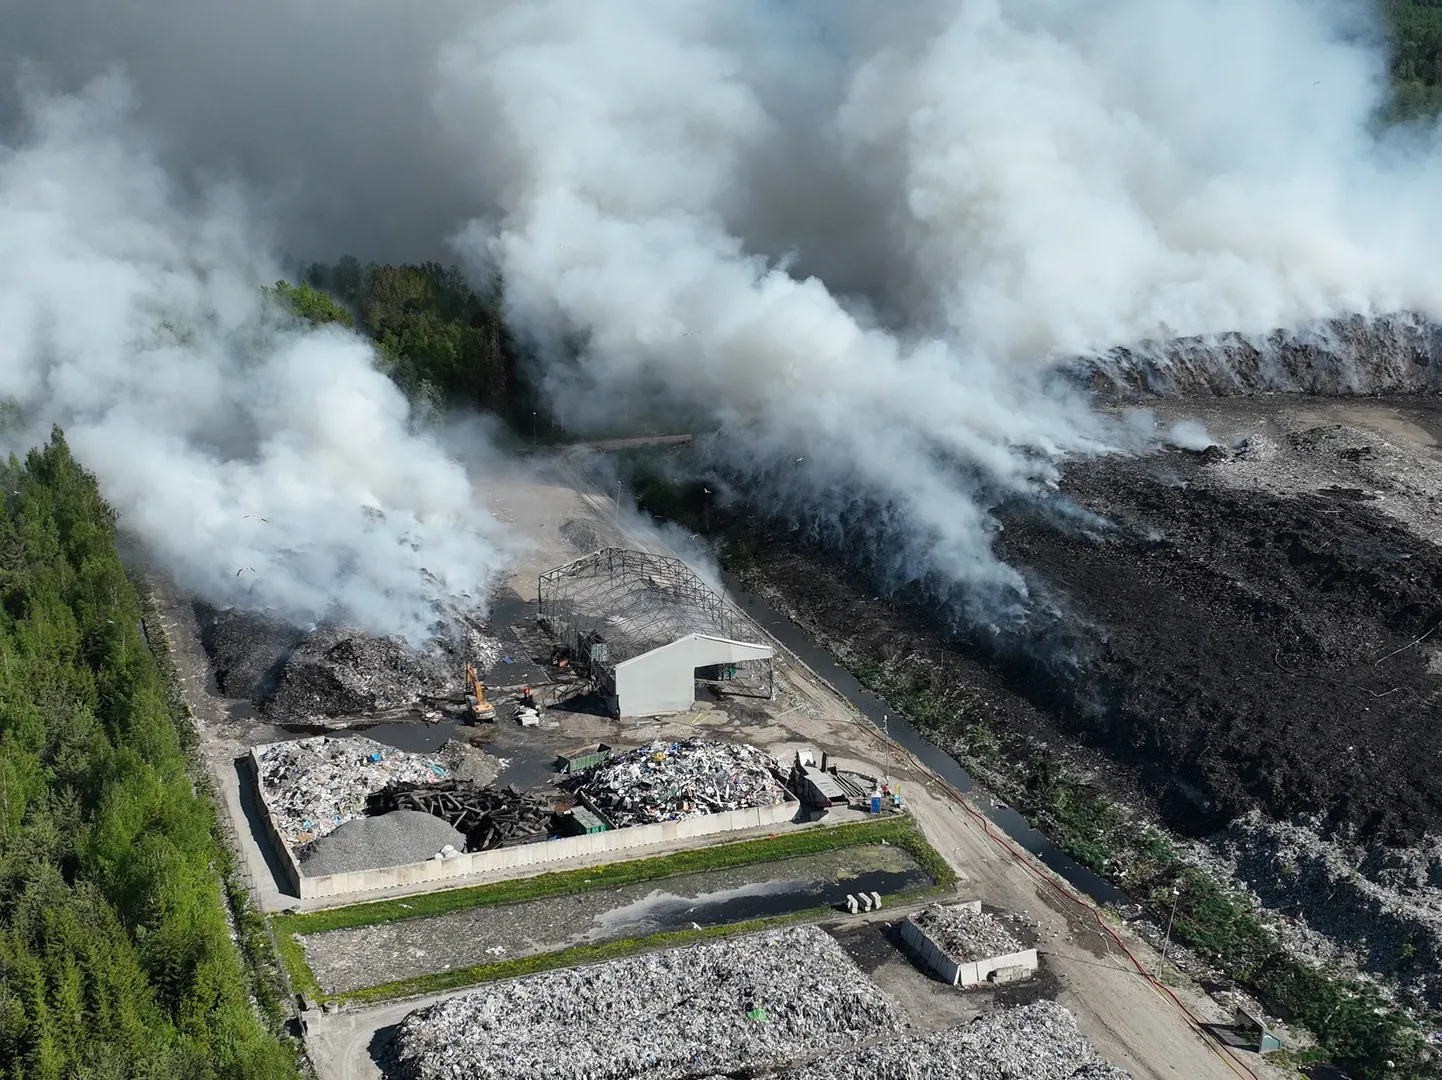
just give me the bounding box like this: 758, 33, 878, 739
883, 712, 891, 790
531, 411, 537, 447
615, 480, 622, 522
1161, 885, 1182, 979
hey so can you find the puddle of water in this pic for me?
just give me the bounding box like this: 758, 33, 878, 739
589, 867, 928, 939
722, 571, 1129, 908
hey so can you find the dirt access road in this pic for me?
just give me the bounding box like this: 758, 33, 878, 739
298, 450, 1278, 1080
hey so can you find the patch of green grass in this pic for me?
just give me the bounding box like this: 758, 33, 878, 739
273, 817, 953, 1002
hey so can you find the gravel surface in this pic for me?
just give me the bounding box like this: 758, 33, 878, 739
563, 738, 790, 827
390, 925, 905, 1080
302, 845, 926, 994
296, 810, 466, 876
781, 1001, 1129, 1080
256, 735, 447, 845
910, 904, 1024, 964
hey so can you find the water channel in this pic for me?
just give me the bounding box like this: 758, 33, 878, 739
722, 571, 1129, 907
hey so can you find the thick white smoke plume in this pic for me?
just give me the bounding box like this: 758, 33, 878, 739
6, 0, 1442, 625
0, 77, 510, 641
429, 0, 1442, 611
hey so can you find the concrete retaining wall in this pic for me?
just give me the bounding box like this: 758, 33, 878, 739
900, 906, 1039, 988
247, 746, 800, 900
246, 749, 304, 896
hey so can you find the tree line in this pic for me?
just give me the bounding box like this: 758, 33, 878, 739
0, 432, 297, 1080
1386, 0, 1442, 117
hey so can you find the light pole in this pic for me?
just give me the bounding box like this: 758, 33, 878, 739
615, 480, 622, 522
531, 411, 536, 447
883, 712, 891, 791
1161, 885, 1182, 978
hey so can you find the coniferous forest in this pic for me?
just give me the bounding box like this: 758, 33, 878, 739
0, 433, 297, 1079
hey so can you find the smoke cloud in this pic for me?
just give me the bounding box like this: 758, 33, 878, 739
0, 76, 510, 642
6, 0, 1442, 628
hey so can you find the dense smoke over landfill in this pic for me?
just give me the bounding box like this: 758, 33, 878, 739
5, 0, 1442, 628
0, 78, 509, 642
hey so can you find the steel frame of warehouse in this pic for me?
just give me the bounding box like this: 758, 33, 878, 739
538, 547, 774, 709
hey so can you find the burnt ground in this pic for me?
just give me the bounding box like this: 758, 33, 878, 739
729, 398, 1442, 848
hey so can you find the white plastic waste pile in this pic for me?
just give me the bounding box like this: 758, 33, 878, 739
780, 1001, 1132, 1080
564, 738, 789, 827
911, 903, 1024, 963
390, 925, 905, 1080
255, 736, 446, 845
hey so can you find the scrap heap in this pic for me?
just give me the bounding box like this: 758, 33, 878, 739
366, 781, 555, 851
560, 738, 789, 827
781, 1002, 1130, 1080
390, 925, 904, 1080
255, 736, 446, 845
910, 903, 1024, 963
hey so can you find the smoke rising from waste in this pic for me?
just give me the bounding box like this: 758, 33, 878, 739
0, 77, 510, 642
5, 0, 1442, 628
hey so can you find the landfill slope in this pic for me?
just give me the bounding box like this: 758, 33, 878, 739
779, 1001, 1130, 1080
389, 925, 905, 1080
297, 810, 466, 876
195, 601, 306, 701
563, 738, 790, 827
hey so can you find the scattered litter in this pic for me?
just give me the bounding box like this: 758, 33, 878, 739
390, 926, 903, 1080
255, 736, 446, 845
561, 738, 789, 827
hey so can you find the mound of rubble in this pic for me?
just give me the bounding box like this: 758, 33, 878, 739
561, 738, 790, 827
910, 903, 1024, 964
297, 810, 466, 876
254, 736, 446, 846
390, 925, 903, 1080
195, 602, 306, 701
781, 1002, 1129, 1080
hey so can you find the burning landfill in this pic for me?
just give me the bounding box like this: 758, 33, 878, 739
560, 738, 791, 828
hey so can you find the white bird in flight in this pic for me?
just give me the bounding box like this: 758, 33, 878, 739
236, 566, 255, 577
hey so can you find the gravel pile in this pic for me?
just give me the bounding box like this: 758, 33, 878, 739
390, 925, 904, 1080
780, 1002, 1130, 1080
911, 904, 1024, 963
562, 738, 790, 827
255, 736, 446, 845
297, 810, 465, 876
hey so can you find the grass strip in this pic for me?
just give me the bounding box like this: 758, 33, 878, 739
273, 816, 952, 1001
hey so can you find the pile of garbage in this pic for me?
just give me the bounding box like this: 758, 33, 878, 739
780, 1002, 1130, 1080
255, 736, 446, 845
910, 903, 1024, 963
561, 738, 790, 827
297, 810, 466, 876
390, 926, 904, 1080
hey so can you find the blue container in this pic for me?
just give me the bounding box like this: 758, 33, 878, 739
870, 795, 881, 814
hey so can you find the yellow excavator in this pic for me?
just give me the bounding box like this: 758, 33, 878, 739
463, 662, 495, 720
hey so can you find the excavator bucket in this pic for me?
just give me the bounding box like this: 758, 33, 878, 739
464, 662, 495, 720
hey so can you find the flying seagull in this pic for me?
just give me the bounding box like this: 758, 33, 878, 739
243, 515, 269, 522
236, 566, 255, 577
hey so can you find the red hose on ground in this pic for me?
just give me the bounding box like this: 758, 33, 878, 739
842, 706, 1264, 1080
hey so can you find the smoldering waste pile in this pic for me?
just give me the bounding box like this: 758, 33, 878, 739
780, 1002, 1130, 1080
256, 736, 446, 845
561, 738, 789, 827
197, 604, 502, 721
389, 926, 902, 1080
911, 903, 1024, 963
